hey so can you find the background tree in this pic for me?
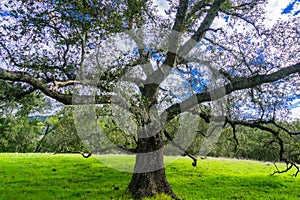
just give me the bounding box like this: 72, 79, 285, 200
0, 0, 299, 199
209, 122, 298, 162
34, 106, 86, 153
0, 81, 47, 152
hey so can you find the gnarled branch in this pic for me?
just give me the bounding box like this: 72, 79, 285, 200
165, 62, 300, 122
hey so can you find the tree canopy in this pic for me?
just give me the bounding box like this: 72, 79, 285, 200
0, 0, 299, 199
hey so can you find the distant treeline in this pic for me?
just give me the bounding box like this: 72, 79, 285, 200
1, 106, 299, 163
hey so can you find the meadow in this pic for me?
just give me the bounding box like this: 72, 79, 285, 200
0, 153, 299, 200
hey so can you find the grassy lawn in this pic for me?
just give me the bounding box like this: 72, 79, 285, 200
0, 153, 299, 200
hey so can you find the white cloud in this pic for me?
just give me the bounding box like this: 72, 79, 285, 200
264, 0, 299, 28
290, 99, 300, 120
153, 0, 170, 16
290, 107, 300, 120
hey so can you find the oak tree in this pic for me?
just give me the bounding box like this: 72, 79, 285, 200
0, 0, 299, 199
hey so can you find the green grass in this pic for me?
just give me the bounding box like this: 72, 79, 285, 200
0, 154, 299, 200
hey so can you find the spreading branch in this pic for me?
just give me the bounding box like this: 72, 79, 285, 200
50, 80, 80, 91
165, 62, 300, 121
141, 0, 226, 105
0, 68, 72, 104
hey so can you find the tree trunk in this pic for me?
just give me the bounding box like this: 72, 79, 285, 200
128, 133, 177, 199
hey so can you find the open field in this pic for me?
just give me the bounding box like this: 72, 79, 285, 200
0, 153, 299, 199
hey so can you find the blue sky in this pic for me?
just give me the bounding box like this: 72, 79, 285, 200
279, 0, 300, 119
281, 0, 300, 15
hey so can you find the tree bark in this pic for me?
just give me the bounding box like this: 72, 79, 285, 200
128, 133, 177, 199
